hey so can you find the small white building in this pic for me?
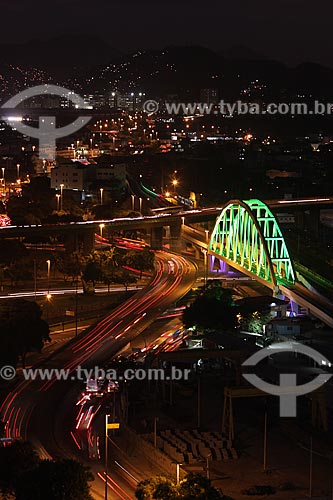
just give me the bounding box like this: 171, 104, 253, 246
266, 318, 301, 339
51, 163, 92, 191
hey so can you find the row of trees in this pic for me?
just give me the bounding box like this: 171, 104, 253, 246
56, 247, 155, 292
0, 299, 50, 368
135, 473, 232, 499
0, 440, 93, 500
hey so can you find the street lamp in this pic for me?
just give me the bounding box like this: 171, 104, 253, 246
99, 223, 105, 238
105, 414, 111, 500
60, 184, 64, 211
131, 194, 135, 211
46, 260, 51, 295
16, 163, 20, 180
139, 197, 142, 213
175, 463, 182, 485
172, 179, 178, 193
100, 188, 104, 206
56, 194, 60, 211
205, 453, 211, 480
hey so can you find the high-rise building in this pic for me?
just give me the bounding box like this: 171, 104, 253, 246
200, 88, 219, 104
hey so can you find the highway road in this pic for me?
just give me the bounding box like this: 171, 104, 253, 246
0, 251, 197, 499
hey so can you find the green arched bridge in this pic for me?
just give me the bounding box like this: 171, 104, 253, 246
210, 199, 296, 289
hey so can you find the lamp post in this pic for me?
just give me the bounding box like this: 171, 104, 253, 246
99, 223, 105, 238
105, 414, 111, 500
46, 258, 52, 322
46, 260, 51, 295
172, 179, 178, 193
139, 197, 142, 213
131, 194, 135, 211
75, 277, 78, 337
175, 463, 182, 485
206, 454, 211, 480
100, 188, 104, 206
56, 194, 60, 211
153, 416, 159, 448
16, 163, 20, 180
60, 184, 64, 211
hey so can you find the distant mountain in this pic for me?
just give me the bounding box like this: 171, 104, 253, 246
81, 45, 333, 101
1, 40, 333, 104
219, 45, 268, 61
0, 35, 122, 79
0, 60, 51, 104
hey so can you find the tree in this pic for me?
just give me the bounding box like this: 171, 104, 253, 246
82, 252, 103, 290
0, 440, 40, 498
135, 476, 177, 500
135, 474, 225, 500
114, 269, 137, 291
16, 459, 94, 500
125, 248, 155, 278
0, 299, 50, 368
239, 310, 271, 334
178, 473, 221, 500
183, 282, 238, 331
100, 248, 118, 292
56, 252, 85, 284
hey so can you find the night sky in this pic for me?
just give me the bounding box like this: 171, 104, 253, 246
1, 0, 332, 66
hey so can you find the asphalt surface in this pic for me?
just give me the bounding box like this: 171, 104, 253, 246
0, 251, 197, 499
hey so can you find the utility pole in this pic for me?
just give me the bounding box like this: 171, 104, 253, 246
75, 278, 78, 336
263, 408, 267, 472
309, 436, 313, 498
105, 414, 110, 500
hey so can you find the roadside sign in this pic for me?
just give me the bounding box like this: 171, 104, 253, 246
107, 422, 120, 430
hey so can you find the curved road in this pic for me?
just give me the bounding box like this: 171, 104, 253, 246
0, 251, 197, 499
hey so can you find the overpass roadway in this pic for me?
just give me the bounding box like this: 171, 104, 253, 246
1, 197, 332, 238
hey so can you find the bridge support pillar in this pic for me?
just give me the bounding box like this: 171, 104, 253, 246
64, 232, 79, 253
82, 230, 95, 254
169, 223, 183, 252
151, 227, 163, 250
210, 255, 228, 273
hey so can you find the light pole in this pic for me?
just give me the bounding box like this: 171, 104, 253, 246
56, 194, 60, 211
16, 163, 20, 180
309, 436, 313, 498
99, 223, 105, 238
33, 259, 37, 299
105, 414, 111, 500
176, 463, 182, 485
100, 188, 104, 206
154, 416, 159, 448
46, 260, 51, 295
139, 197, 142, 213
75, 277, 79, 337
46, 258, 52, 322
60, 184, 64, 211
131, 194, 135, 211
263, 407, 268, 472
172, 179, 178, 193
202, 249, 208, 286
206, 454, 211, 480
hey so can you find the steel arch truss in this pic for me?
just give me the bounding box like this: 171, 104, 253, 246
210, 199, 295, 287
